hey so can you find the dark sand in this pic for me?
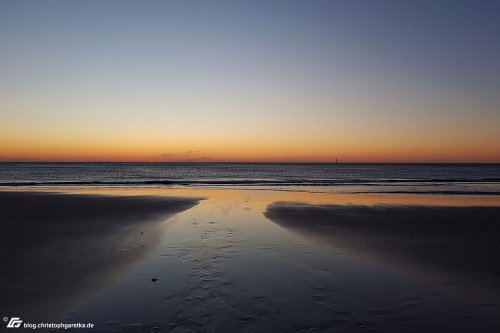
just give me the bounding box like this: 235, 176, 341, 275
3, 189, 500, 332
0, 191, 200, 324
266, 202, 500, 295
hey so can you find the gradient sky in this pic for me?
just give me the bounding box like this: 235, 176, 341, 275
1, 0, 499, 162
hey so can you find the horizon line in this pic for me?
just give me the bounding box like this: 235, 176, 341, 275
1, 161, 500, 164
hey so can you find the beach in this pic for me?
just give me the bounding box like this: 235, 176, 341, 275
1, 187, 500, 332
0, 191, 201, 325
266, 202, 500, 282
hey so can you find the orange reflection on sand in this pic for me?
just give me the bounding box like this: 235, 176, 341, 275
7, 186, 500, 208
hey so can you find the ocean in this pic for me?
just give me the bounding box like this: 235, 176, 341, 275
1, 162, 500, 194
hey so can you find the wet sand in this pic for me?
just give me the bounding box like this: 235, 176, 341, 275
0, 191, 201, 324
265, 202, 500, 331
2, 188, 500, 332
265, 202, 500, 284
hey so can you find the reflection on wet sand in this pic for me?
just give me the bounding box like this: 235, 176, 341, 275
0, 191, 200, 323
3, 187, 500, 332
265, 202, 500, 296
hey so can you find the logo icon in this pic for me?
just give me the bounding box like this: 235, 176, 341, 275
6, 317, 22, 328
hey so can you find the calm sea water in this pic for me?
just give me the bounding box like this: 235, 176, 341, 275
1, 162, 500, 194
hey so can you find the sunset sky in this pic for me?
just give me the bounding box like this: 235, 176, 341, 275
1, 0, 499, 162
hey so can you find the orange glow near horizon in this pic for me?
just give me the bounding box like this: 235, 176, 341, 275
2, 130, 499, 163
2, 85, 499, 163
